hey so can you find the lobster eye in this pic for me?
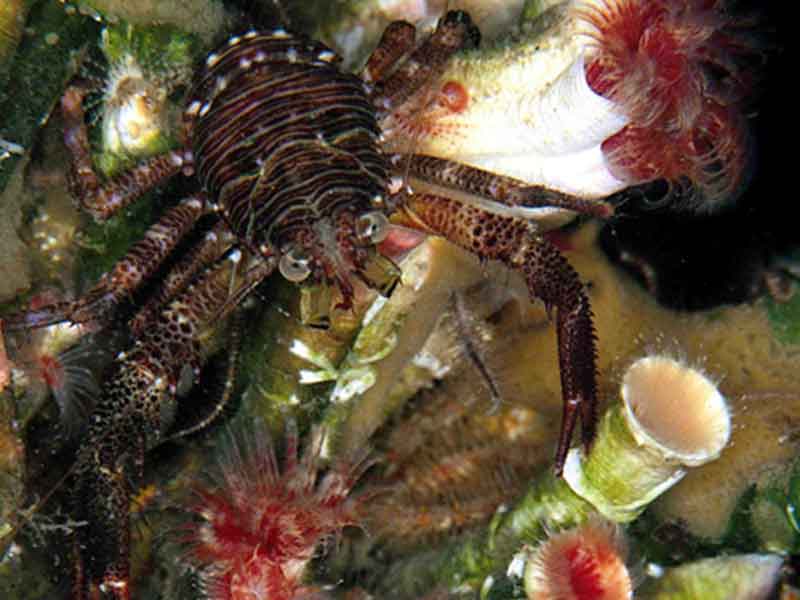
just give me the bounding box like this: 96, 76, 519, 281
356, 211, 390, 245
279, 246, 312, 282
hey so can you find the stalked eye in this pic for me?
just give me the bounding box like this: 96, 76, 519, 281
356, 211, 390, 245
279, 246, 312, 282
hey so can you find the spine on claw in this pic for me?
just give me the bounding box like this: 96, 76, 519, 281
395, 193, 598, 474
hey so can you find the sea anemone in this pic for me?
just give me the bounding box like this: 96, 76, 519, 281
524, 517, 633, 600
382, 0, 757, 209
183, 420, 374, 600
578, 0, 755, 207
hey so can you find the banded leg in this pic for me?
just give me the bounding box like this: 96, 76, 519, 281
397, 154, 614, 220
361, 20, 416, 84
62, 86, 192, 221
5, 197, 209, 331
129, 220, 235, 336
395, 195, 598, 475
72, 250, 274, 599
165, 309, 244, 441
369, 11, 480, 115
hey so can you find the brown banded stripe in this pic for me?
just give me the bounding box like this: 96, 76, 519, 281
185, 31, 389, 249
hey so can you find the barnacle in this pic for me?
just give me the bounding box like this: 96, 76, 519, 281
8, 319, 101, 433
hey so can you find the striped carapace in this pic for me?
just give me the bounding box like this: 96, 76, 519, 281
184, 29, 392, 304
6, 11, 606, 599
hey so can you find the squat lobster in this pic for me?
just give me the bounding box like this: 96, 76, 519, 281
7, 11, 604, 598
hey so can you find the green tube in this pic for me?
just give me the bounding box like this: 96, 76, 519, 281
565, 355, 731, 522
383, 355, 733, 595
639, 554, 783, 600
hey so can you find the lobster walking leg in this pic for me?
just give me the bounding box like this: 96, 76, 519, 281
62, 86, 192, 221
395, 194, 599, 475
369, 11, 481, 114
5, 198, 209, 331
72, 250, 273, 599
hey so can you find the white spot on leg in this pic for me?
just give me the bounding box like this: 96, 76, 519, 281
186, 100, 202, 116
183, 197, 203, 210
388, 175, 404, 194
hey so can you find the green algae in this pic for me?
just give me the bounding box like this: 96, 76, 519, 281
0, 1, 100, 196
72, 192, 155, 286
767, 285, 800, 346
100, 21, 198, 72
